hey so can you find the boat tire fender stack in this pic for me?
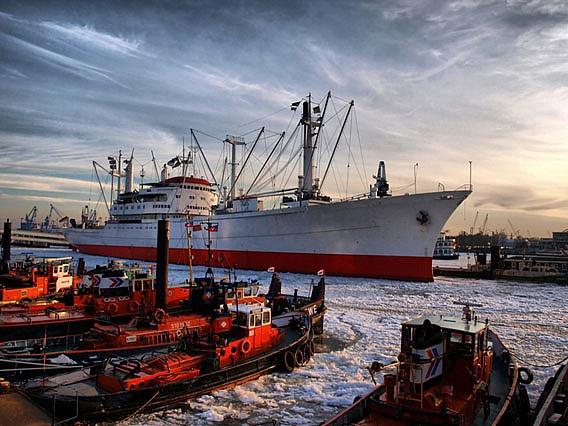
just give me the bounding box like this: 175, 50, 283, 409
283, 350, 296, 373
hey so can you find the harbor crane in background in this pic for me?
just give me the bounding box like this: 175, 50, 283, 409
20, 206, 39, 230
470, 211, 479, 235
507, 219, 520, 238
44, 204, 70, 229
479, 213, 489, 234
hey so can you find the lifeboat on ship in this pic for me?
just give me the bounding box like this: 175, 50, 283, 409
24, 304, 313, 421
324, 302, 532, 426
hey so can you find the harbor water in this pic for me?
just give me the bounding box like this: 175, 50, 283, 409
13, 248, 568, 425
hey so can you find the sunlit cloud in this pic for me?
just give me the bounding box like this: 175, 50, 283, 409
0, 1, 567, 235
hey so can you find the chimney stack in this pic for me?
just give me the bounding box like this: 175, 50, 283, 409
155, 219, 169, 310
1, 220, 11, 274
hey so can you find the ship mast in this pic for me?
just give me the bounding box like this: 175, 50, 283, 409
224, 135, 245, 202
301, 94, 315, 199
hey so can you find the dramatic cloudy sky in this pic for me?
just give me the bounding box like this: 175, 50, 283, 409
1, 0, 568, 236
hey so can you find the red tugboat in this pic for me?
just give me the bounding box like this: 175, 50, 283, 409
325, 302, 532, 426
0, 272, 325, 378
0, 256, 82, 304
24, 304, 312, 421
0, 262, 189, 342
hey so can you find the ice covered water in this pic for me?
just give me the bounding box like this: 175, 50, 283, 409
15, 248, 567, 425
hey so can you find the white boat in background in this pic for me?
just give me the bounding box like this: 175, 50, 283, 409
432, 232, 459, 260
65, 93, 471, 281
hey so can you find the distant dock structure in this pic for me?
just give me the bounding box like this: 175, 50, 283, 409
0, 220, 69, 248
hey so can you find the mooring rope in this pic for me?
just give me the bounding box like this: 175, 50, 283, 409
511, 353, 568, 369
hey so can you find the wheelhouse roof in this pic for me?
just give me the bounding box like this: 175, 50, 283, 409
403, 315, 488, 335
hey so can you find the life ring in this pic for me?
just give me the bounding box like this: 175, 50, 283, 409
282, 350, 295, 373
154, 308, 166, 324
176, 329, 183, 337
240, 339, 252, 355
295, 349, 305, 367
167, 290, 173, 297
518, 367, 533, 385
129, 300, 140, 312
107, 303, 119, 314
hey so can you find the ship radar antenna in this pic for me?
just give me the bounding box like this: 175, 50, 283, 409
453, 300, 483, 322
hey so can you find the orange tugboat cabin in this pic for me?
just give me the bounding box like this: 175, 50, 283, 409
371, 305, 493, 425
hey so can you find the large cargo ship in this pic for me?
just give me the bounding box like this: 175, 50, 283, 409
66, 93, 470, 281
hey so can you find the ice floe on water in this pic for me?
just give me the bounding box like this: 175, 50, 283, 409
14, 248, 568, 425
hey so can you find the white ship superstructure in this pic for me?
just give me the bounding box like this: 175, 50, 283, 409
66, 93, 471, 281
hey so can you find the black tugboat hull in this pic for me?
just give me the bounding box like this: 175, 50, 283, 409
27, 324, 311, 421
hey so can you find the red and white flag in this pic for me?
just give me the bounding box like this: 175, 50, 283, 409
317, 269, 325, 276
207, 223, 219, 232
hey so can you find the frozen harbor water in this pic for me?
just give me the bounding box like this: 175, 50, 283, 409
12, 248, 568, 425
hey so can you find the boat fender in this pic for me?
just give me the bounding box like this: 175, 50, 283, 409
240, 339, 252, 355
295, 349, 305, 367
231, 346, 238, 354
308, 341, 315, 357
283, 350, 295, 373
154, 308, 166, 324
129, 300, 140, 312
302, 345, 311, 362
517, 385, 530, 422
518, 367, 533, 385
108, 303, 119, 314
474, 362, 483, 383
501, 350, 511, 366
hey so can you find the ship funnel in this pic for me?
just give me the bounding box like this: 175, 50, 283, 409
155, 219, 170, 310
267, 273, 282, 298
124, 155, 134, 193
160, 164, 168, 183
370, 161, 390, 198
1, 220, 11, 274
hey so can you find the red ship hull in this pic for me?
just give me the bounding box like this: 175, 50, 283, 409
74, 244, 434, 281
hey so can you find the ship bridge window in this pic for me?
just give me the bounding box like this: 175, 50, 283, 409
263, 311, 270, 325
449, 332, 474, 356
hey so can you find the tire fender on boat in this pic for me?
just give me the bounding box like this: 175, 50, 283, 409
154, 308, 166, 324
108, 303, 119, 314
240, 339, 252, 355
474, 362, 483, 383
294, 349, 305, 367
518, 367, 533, 385
283, 350, 295, 373
308, 340, 315, 357
129, 300, 140, 312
